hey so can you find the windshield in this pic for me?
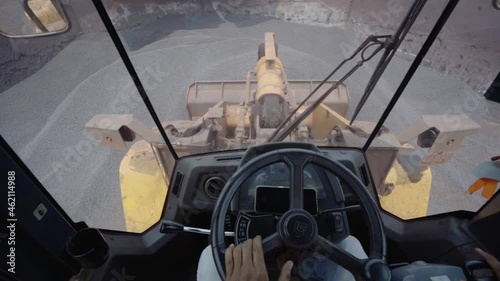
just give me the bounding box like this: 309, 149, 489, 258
0, 0, 499, 232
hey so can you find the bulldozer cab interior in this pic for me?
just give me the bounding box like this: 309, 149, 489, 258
0, 0, 499, 280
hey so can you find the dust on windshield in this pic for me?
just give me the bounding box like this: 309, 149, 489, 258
0, 0, 498, 232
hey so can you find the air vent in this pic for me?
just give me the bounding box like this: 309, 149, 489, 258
172, 171, 183, 196
359, 164, 370, 186
215, 155, 243, 161
204, 177, 226, 199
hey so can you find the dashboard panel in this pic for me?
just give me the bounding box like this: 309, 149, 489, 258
235, 162, 329, 212
167, 147, 376, 214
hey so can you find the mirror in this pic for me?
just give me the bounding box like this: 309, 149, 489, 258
0, 0, 69, 38
494, 0, 500, 10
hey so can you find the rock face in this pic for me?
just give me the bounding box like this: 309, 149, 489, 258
106, 0, 499, 93
1, 0, 498, 94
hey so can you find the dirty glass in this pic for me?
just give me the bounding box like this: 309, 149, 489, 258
104, 0, 499, 220
107, 2, 395, 156
362, 2, 500, 219
0, 1, 170, 233
368, 77, 499, 219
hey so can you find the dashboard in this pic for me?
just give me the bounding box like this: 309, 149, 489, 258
148, 145, 496, 281
236, 162, 326, 213
168, 147, 375, 214
163, 146, 377, 246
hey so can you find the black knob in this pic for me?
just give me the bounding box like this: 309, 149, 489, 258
365, 259, 391, 281
159, 220, 184, 233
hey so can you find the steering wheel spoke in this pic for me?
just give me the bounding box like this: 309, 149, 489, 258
314, 236, 366, 274
286, 153, 312, 210
290, 164, 304, 209
313, 236, 391, 281
262, 232, 282, 253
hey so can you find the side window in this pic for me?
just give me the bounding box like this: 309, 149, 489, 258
0, 0, 173, 233
367, 86, 497, 220
363, 2, 500, 220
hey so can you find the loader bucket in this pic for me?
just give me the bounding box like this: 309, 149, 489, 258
186, 80, 349, 123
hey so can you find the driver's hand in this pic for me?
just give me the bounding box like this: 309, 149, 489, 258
225, 235, 293, 281
475, 248, 500, 279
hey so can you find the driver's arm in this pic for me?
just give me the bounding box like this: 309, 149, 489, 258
225, 236, 293, 281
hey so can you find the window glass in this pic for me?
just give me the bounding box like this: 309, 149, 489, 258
368, 66, 499, 220
0, 0, 170, 233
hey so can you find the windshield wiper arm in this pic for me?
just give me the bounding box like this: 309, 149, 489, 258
350, 0, 428, 125
268, 36, 389, 142
268, 0, 429, 143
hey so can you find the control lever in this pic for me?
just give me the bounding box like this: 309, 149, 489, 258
160, 220, 235, 237
319, 204, 362, 215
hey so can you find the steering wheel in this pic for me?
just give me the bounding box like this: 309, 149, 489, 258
210, 148, 391, 281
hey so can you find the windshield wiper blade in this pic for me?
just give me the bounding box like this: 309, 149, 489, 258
268, 36, 389, 142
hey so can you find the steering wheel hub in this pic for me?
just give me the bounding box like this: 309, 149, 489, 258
278, 209, 318, 249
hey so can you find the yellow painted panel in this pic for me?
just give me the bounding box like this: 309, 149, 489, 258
379, 161, 432, 220
119, 140, 169, 233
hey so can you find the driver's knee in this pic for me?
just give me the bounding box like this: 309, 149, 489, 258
298, 235, 367, 281
197, 246, 222, 281
338, 235, 368, 259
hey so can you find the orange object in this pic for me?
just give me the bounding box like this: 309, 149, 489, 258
468, 178, 499, 199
